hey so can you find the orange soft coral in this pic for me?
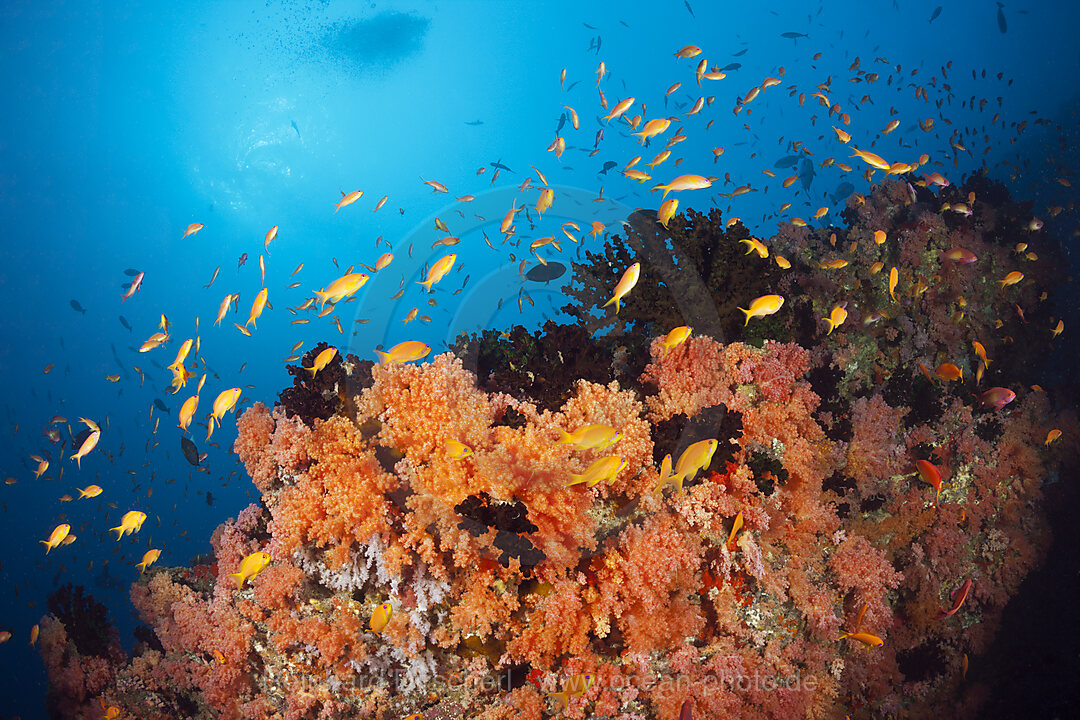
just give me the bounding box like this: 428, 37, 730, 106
268, 414, 399, 567
592, 512, 705, 654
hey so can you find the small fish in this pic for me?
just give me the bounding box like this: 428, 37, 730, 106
110, 510, 147, 540
375, 340, 430, 366
445, 439, 473, 459
929, 6, 943, 22
566, 456, 626, 487
120, 272, 144, 302
838, 631, 884, 647
419, 254, 457, 292
599, 160, 617, 175
823, 305, 848, 335
939, 578, 972, 619
935, 363, 963, 382
998, 271, 1023, 288
335, 190, 363, 212
136, 548, 161, 574
602, 262, 641, 314
306, 347, 337, 377
738, 294, 784, 325
942, 248, 977, 264
916, 459, 943, 504
69, 299, 86, 314
314, 272, 368, 308
659, 326, 692, 353
556, 424, 621, 451
996, 2, 1007, 33
370, 601, 393, 633
547, 673, 596, 712
979, 387, 1016, 411
182, 223, 204, 239
227, 551, 271, 588
41, 524, 71, 554
180, 436, 200, 466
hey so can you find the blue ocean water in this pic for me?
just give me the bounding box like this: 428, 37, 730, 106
0, 1, 1077, 718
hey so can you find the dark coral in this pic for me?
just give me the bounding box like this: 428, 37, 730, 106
560, 207, 793, 348
47, 583, 112, 657
455, 493, 544, 573
453, 321, 645, 412
650, 403, 743, 473
278, 342, 371, 425
747, 449, 788, 495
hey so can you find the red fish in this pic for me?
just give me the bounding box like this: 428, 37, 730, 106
979, 387, 1016, 410
941, 247, 977, 264
120, 272, 144, 302
916, 459, 942, 504
939, 577, 972, 619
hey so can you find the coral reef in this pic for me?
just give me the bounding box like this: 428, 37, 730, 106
37, 180, 1078, 720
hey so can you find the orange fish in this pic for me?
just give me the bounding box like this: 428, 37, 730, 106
335, 190, 363, 212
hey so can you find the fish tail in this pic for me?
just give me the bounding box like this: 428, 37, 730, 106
555, 429, 574, 444
565, 474, 586, 487
374, 350, 390, 366
547, 691, 570, 711
738, 307, 751, 326
40, 540, 51, 554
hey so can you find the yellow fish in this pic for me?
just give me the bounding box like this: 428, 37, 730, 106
824, 305, 848, 335
602, 262, 641, 314
41, 523, 71, 554
566, 456, 626, 487
77, 485, 103, 499
111, 511, 147, 540
313, 272, 369, 309
445, 439, 473, 459
246, 287, 268, 328
136, 548, 161, 574
738, 294, 784, 325
419, 254, 457, 292
556, 424, 621, 451
547, 673, 595, 712
672, 438, 718, 487
369, 601, 393, 633
70, 429, 100, 469
307, 347, 337, 377
658, 197, 679, 227
375, 340, 431, 366
654, 174, 712, 199
999, 271, 1024, 288
227, 551, 271, 588
659, 326, 692, 353
178, 395, 198, 432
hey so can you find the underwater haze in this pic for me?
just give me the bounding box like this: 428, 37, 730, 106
1, 1, 1079, 719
